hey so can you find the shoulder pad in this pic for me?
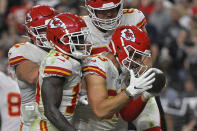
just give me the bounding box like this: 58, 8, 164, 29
41, 50, 73, 77
8, 43, 29, 67
82, 55, 109, 79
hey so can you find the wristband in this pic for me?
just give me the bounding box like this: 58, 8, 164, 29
124, 89, 133, 98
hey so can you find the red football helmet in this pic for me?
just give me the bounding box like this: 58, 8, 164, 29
85, 0, 123, 30
46, 13, 92, 59
109, 25, 152, 76
24, 5, 57, 48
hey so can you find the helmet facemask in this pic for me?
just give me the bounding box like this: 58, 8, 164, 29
26, 19, 52, 49
86, 0, 123, 30
59, 27, 92, 59
122, 45, 152, 77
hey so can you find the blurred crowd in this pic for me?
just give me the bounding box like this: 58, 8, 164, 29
0, 0, 197, 130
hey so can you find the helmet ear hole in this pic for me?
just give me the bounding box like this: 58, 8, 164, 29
117, 46, 122, 51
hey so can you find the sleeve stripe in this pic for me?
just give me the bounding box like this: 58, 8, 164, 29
44, 66, 72, 76
137, 18, 147, 29
91, 46, 109, 55
36, 78, 41, 106
8, 56, 27, 66
40, 120, 48, 131
83, 66, 106, 79
45, 66, 72, 73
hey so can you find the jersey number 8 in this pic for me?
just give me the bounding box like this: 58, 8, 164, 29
7, 93, 21, 117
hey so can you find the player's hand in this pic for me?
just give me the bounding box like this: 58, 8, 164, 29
126, 68, 156, 98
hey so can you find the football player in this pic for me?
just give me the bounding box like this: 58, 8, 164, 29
29, 13, 92, 131
73, 26, 163, 131
8, 5, 57, 131
0, 71, 21, 131
78, 0, 165, 130
109, 26, 163, 131
83, 0, 147, 54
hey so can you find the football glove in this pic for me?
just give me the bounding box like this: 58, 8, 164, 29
125, 68, 156, 99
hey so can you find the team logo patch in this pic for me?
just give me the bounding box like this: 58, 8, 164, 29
25, 13, 33, 24
121, 29, 136, 42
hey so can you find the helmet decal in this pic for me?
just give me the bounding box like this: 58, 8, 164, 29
121, 29, 136, 42
49, 18, 65, 29
25, 13, 33, 24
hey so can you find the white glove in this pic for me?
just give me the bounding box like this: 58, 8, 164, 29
79, 94, 88, 105
126, 68, 156, 98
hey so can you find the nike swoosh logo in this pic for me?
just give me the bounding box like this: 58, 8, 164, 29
134, 86, 142, 89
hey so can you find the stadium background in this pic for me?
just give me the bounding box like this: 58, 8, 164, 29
0, 0, 197, 130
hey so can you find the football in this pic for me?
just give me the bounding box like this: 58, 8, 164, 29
147, 72, 166, 93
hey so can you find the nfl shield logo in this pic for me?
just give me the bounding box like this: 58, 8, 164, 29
121, 29, 136, 42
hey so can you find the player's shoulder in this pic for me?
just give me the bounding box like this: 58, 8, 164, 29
122, 8, 145, 20
122, 8, 146, 28
9, 42, 27, 57
82, 54, 109, 78
8, 42, 38, 58
8, 42, 34, 66
42, 50, 77, 77
45, 50, 73, 65
9, 42, 33, 52
123, 8, 143, 15
83, 54, 109, 66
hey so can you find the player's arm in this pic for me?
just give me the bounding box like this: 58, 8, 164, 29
119, 95, 147, 122
41, 76, 76, 131
15, 60, 39, 84
85, 74, 130, 120
86, 68, 155, 120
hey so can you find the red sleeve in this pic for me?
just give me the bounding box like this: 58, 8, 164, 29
119, 96, 147, 122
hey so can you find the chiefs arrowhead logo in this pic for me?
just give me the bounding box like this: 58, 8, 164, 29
25, 13, 33, 24
49, 18, 65, 29
121, 29, 136, 42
